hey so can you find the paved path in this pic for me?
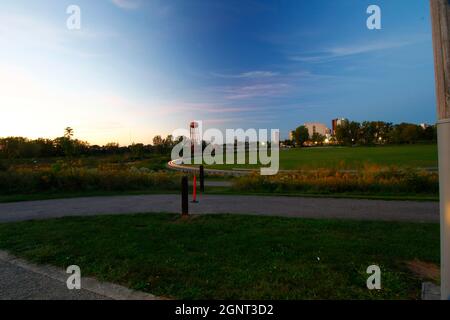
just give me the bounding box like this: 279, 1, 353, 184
191, 180, 232, 187
0, 251, 159, 300
0, 259, 108, 300
0, 194, 439, 223
168, 160, 251, 176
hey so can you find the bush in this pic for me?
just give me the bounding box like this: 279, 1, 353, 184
0, 167, 180, 194
0, 160, 9, 172
232, 166, 438, 195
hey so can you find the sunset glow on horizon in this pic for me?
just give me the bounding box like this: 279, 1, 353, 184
1, 0, 436, 145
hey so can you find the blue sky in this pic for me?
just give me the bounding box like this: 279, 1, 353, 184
0, 0, 435, 144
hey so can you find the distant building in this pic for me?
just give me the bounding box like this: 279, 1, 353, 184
304, 122, 329, 138
420, 123, 430, 130
332, 118, 347, 135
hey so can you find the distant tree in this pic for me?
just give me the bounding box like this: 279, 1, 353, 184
311, 132, 325, 144
163, 135, 174, 149
422, 125, 437, 142
282, 139, 294, 147
335, 120, 361, 145
153, 135, 171, 154
35, 138, 56, 157
360, 121, 377, 145
64, 127, 74, 139
294, 126, 309, 147
0, 120, 438, 160
401, 124, 421, 144
153, 135, 163, 146
335, 122, 347, 145
54, 137, 72, 157
130, 143, 145, 158
0, 137, 25, 159
72, 139, 90, 155
348, 121, 361, 144
374, 121, 393, 144
57, 127, 76, 157
388, 123, 422, 144
104, 142, 120, 154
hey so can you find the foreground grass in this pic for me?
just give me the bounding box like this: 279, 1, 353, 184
0, 213, 439, 299
205, 145, 438, 170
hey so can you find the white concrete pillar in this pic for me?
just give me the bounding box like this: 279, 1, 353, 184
430, 0, 450, 299
438, 120, 450, 299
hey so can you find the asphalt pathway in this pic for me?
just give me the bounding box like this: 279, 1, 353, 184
0, 260, 109, 300
0, 251, 159, 300
0, 194, 439, 223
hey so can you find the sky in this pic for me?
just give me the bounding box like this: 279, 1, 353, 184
0, 0, 436, 145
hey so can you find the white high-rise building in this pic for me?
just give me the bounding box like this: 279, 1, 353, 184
304, 122, 329, 137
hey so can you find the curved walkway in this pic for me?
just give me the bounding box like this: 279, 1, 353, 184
0, 194, 439, 223
168, 159, 252, 176
167, 160, 439, 176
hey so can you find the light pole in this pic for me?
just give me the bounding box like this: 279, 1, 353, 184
430, 0, 450, 300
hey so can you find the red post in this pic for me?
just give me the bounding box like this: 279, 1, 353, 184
192, 175, 198, 203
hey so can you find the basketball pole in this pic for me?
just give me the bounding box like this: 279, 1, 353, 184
430, 0, 450, 300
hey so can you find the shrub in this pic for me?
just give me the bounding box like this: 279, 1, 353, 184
232, 166, 438, 195
0, 167, 180, 194
0, 160, 9, 172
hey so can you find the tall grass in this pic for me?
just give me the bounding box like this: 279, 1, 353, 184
232, 165, 438, 195
0, 165, 180, 194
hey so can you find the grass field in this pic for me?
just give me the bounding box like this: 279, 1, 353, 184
0, 144, 438, 202
0, 213, 439, 299
204, 145, 438, 170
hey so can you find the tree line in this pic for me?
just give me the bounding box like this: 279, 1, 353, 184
291, 121, 437, 146
0, 127, 179, 159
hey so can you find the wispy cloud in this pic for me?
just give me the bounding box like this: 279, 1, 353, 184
111, 0, 141, 10
290, 40, 421, 63
181, 103, 258, 113
203, 117, 246, 125
202, 115, 277, 126
219, 83, 291, 100
211, 70, 279, 79
152, 102, 259, 116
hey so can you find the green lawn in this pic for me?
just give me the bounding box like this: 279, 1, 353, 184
0, 213, 439, 299
204, 145, 438, 170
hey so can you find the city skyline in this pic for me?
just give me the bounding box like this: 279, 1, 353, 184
0, 0, 436, 145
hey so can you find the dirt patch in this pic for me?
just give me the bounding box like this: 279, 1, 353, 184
170, 215, 201, 224
406, 260, 440, 282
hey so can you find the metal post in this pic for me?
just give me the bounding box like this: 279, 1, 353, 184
181, 176, 189, 216
199, 165, 205, 192
430, 0, 450, 299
